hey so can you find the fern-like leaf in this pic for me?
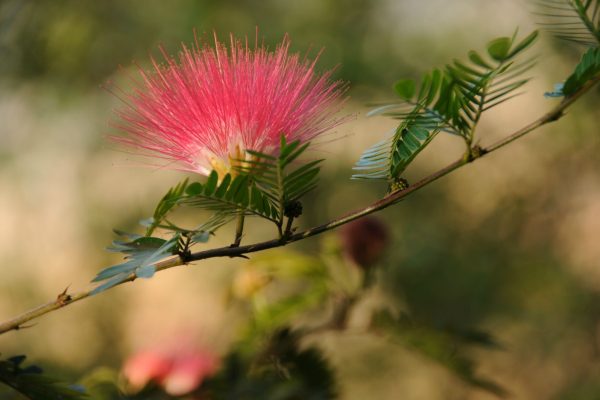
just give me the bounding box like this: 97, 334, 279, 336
564, 46, 600, 93
534, 0, 600, 46
91, 234, 181, 294
235, 135, 323, 227
353, 113, 442, 180
143, 178, 190, 236
354, 31, 538, 181
181, 170, 280, 223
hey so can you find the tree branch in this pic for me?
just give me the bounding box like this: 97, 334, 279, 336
0, 75, 598, 335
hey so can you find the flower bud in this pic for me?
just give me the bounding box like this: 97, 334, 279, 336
340, 216, 390, 269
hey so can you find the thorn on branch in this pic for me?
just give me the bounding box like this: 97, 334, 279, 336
56, 286, 72, 306
15, 323, 36, 331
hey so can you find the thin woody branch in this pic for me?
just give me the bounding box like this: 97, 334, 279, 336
0, 75, 598, 336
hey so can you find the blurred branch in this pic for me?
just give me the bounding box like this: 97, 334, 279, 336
0, 74, 598, 336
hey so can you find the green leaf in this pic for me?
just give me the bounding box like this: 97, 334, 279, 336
354, 31, 537, 181
135, 264, 156, 279
279, 139, 301, 161
225, 175, 248, 201
468, 51, 493, 69
145, 178, 191, 236
394, 79, 416, 100
390, 117, 441, 177
204, 170, 219, 196
246, 149, 277, 160
563, 47, 600, 95
508, 30, 539, 58
232, 134, 321, 228
186, 182, 203, 195
544, 82, 566, 98
192, 231, 211, 243
138, 217, 154, 227
534, 0, 600, 46
281, 142, 309, 168
182, 171, 277, 223
106, 236, 167, 253
215, 173, 232, 197
486, 37, 512, 61
92, 234, 179, 294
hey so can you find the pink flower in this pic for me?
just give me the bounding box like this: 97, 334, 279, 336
122, 347, 218, 395
162, 352, 217, 396
111, 33, 347, 175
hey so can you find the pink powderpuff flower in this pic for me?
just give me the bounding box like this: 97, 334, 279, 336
111, 32, 347, 176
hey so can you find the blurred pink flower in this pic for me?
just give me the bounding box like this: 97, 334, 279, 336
123, 346, 218, 395
112, 33, 347, 175
122, 350, 171, 390
162, 352, 218, 396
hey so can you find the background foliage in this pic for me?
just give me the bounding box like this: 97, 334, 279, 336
0, 0, 599, 399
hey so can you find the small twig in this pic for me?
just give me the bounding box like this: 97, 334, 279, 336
0, 77, 597, 336
284, 217, 295, 236
177, 234, 193, 262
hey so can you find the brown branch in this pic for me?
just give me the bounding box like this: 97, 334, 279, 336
0, 75, 598, 336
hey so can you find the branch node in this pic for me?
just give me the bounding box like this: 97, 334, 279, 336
177, 250, 192, 263
176, 233, 193, 262
388, 178, 409, 194
15, 323, 36, 331
548, 109, 564, 122
56, 286, 72, 306
471, 145, 485, 159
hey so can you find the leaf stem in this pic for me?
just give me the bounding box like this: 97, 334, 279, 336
284, 216, 295, 236
0, 75, 598, 336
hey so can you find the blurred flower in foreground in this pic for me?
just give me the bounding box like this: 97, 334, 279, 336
340, 216, 390, 269
111, 33, 347, 176
232, 265, 272, 300
123, 345, 218, 396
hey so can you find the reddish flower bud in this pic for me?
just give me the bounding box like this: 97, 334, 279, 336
340, 216, 390, 269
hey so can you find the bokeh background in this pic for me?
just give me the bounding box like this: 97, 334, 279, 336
1, 0, 599, 398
